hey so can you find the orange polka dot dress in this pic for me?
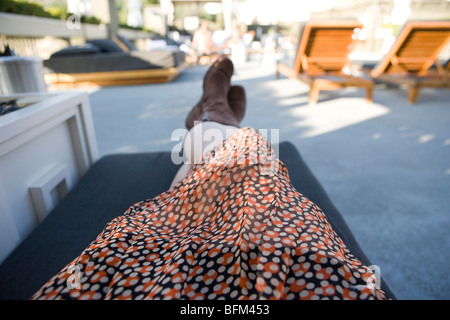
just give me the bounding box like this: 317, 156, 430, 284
31, 128, 388, 300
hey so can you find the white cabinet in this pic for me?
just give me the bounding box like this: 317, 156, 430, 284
0, 91, 98, 263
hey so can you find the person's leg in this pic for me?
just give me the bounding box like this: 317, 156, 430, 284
170, 55, 245, 188
170, 121, 238, 188
183, 121, 238, 165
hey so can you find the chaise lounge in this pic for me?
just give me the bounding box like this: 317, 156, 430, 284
44, 37, 187, 88
0, 141, 396, 300
364, 20, 450, 103
276, 20, 374, 104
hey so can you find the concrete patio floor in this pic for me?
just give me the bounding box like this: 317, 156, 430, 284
85, 56, 450, 300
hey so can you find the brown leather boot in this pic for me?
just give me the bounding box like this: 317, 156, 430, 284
228, 85, 246, 124
186, 55, 244, 130
185, 101, 203, 130
185, 86, 246, 130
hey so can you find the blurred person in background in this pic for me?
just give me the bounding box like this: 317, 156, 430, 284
192, 21, 218, 64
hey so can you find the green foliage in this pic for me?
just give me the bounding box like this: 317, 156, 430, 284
81, 16, 101, 25
45, 6, 69, 20
0, 0, 53, 18
116, 0, 160, 31
142, 0, 160, 4
0, 0, 101, 25
119, 22, 143, 31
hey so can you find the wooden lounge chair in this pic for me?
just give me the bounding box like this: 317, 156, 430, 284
276, 20, 374, 104
369, 21, 450, 104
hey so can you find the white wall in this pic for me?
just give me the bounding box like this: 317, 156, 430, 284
0, 91, 98, 263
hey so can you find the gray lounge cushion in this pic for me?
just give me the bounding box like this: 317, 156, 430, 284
44, 50, 186, 74
86, 39, 124, 53
116, 35, 138, 51
50, 44, 101, 58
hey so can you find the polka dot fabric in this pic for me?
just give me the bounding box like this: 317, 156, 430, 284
32, 128, 388, 300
